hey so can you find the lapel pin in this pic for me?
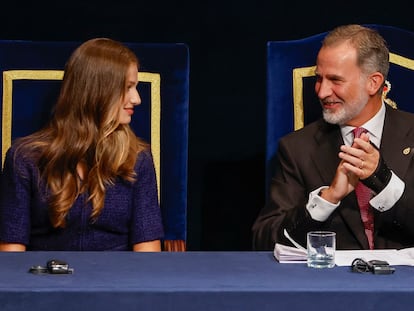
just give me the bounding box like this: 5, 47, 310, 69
403, 147, 411, 155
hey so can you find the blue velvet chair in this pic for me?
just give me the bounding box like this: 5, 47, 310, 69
0, 40, 189, 251
266, 24, 414, 195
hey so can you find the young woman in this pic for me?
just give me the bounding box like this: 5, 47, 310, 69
0, 38, 164, 251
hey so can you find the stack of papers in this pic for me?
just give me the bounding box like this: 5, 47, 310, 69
274, 243, 307, 263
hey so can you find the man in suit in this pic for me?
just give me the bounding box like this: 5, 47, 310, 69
252, 24, 414, 250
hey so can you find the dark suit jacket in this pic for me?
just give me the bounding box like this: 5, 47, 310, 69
252, 105, 414, 250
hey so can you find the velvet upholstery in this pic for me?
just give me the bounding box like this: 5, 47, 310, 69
266, 24, 414, 194
0, 40, 189, 251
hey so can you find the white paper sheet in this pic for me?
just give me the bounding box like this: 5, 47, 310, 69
335, 249, 414, 266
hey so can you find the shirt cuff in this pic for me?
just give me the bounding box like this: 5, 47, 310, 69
370, 171, 405, 212
306, 186, 340, 222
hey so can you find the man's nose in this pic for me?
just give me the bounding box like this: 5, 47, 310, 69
315, 80, 332, 99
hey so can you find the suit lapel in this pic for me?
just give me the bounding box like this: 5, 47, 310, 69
311, 121, 369, 248
311, 122, 342, 184
380, 105, 414, 176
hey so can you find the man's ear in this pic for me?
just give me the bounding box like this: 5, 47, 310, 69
367, 72, 385, 95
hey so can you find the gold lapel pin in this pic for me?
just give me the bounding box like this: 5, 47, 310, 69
403, 147, 411, 155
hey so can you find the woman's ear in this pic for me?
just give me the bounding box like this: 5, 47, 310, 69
367, 72, 385, 95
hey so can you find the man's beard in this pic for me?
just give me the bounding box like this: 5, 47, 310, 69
321, 93, 368, 125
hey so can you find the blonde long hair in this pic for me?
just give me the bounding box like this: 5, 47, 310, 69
16, 38, 148, 228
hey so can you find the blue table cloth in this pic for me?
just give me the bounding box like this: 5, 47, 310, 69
0, 251, 413, 310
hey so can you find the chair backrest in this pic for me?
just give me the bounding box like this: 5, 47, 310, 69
266, 24, 414, 194
0, 40, 189, 251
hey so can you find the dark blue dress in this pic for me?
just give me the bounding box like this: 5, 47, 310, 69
0, 145, 164, 250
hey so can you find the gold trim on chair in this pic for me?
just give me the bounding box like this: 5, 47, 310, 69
2, 70, 64, 166
292, 66, 316, 131
138, 72, 161, 202
389, 53, 414, 70
292, 52, 414, 130
1, 70, 161, 201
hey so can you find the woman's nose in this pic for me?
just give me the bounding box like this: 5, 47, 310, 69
132, 89, 141, 106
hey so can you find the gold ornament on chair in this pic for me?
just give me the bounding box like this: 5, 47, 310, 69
382, 80, 397, 109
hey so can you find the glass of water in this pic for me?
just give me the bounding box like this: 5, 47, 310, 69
307, 231, 336, 268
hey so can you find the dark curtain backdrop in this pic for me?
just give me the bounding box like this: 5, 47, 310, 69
1, 0, 413, 250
